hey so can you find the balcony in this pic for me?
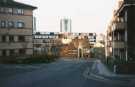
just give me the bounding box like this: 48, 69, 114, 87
107, 42, 112, 47
112, 41, 125, 48
107, 29, 112, 36
113, 22, 125, 31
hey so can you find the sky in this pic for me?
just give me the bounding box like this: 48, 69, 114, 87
15, 0, 117, 34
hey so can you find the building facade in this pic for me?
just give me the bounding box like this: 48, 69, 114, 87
106, 14, 125, 60
106, 0, 135, 61
88, 33, 96, 47
60, 32, 96, 58
33, 32, 96, 58
0, 0, 37, 57
33, 32, 62, 56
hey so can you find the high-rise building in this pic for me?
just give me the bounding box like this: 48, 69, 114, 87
60, 18, 72, 33
0, 0, 37, 57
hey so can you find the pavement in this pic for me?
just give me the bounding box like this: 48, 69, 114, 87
84, 59, 135, 87
0, 58, 134, 87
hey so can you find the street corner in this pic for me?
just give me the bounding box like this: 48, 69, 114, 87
82, 66, 132, 86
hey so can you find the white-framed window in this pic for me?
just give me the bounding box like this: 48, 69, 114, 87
17, 20, 24, 28
1, 20, 6, 28
8, 21, 14, 28
2, 8, 13, 14
13, 8, 24, 15
0, 7, 25, 15
0, 7, 5, 13
16, 8, 24, 15
8, 8, 13, 14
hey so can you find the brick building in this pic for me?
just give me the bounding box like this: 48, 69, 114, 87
0, 0, 37, 57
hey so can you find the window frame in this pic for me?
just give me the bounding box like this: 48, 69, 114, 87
16, 8, 24, 15
0, 7, 5, 13
2, 50, 6, 56
9, 49, 15, 56
8, 21, 14, 28
1, 20, 6, 28
19, 49, 26, 55
18, 36, 25, 42
17, 21, 25, 29
9, 35, 14, 42
2, 35, 6, 42
8, 8, 13, 14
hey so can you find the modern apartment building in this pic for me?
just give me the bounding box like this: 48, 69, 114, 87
0, 0, 37, 57
106, 14, 125, 60
106, 0, 135, 61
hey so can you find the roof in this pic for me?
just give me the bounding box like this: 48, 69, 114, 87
114, 1, 125, 17
115, 0, 135, 16
0, 0, 37, 10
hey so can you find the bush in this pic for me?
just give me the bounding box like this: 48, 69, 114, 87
0, 54, 59, 64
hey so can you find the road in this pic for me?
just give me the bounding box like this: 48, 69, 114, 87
0, 58, 130, 87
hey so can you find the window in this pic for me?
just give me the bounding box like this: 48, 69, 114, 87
8, 21, 14, 28
17, 21, 24, 28
2, 36, 6, 42
0, 7, 5, 13
1, 21, 6, 28
2, 50, 6, 56
19, 49, 25, 55
43, 40, 47, 43
9, 36, 14, 42
0, 7, 24, 15
0, 8, 13, 14
9, 49, 15, 56
18, 36, 25, 42
8, 8, 13, 14
14, 8, 24, 15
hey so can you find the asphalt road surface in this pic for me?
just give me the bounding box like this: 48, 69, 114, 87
0, 58, 129, 87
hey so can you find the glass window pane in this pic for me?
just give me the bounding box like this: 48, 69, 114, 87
9, 36, 14, 42
8, 21, 14, 28
8, 8, 13, 14
1, 21, 6, 28
17, 21, 24, 28
0, 7, 5, 13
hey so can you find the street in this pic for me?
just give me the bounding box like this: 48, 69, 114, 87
0, 58, 133, 87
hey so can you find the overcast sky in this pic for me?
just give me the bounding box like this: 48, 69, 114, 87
15, 0, 117, 34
